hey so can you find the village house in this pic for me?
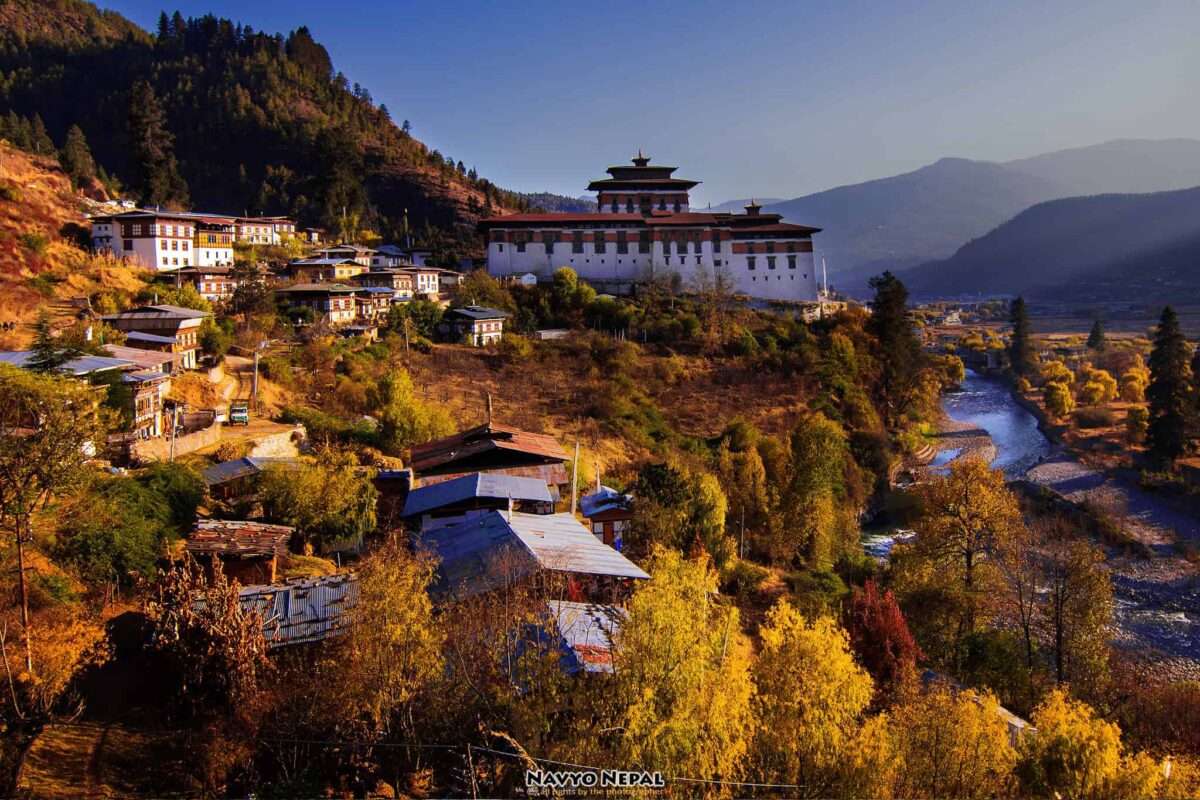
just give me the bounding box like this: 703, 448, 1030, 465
402, 471, 554, 533
236, 216, 295, 245
0, 351, 171, 439
92, 210, 198, 271
354, 287, 396, 321
102, 343, 178, 375
580, 485, 634, 550
277, 283, 358, 326
164, 266, 237, 303
420, 510, 649, 603
102, 304, 209, 370
352, 268, 415, 301
410, 420, 571, 489
192, 216, 236, 266
398, 266, 442, 297
442, 306, 508, 346
313, 243, 375, 266
370, 244, 413, 268
185, 519, 294, 585
299, 227, 325, 244
287, 257, 366, 283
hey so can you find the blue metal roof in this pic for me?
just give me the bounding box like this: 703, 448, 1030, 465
580, 486, 632, 518
0, 351, 133, 376
202, 456, 300, 486
420, 511, 648, 599
403, 472, 552, 517
237, 573, 358, 648
447, 305, 510, 320
124, 331, 177, 344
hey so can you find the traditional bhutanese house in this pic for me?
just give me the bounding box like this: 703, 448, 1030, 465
402, 471, 554, 532
235, 573, 358, 648
921, 670, 1034, 745
397, 266, 441, 297
185, 519, 294, 585
313, 243, 375, 267
420, 510, 649, 604
370, 244, 413, 268
540, 600, 625, 675
287, 257, 365, 283
277, 283, 358, 327
102, 304, 209, 369
580, 486, 634, 550
442, 306, 508, 346
103, 343, 178, 375
355, 286, 396, 320
164, 265, 237, 303
352, 268, 415, 301
409, 421, 571, 489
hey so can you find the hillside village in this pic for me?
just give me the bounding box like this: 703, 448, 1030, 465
3, 3, 1200, 799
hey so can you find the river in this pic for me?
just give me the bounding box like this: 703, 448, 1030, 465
935, 370, 1200, 676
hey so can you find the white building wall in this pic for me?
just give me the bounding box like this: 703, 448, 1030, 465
195, 246, 234, 267
727, 249, 819, 302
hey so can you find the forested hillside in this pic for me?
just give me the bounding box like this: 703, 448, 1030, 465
0, 0, 531, 255
902, 186, 1200, 298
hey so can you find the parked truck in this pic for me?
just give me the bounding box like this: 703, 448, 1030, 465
228, 400, 250, 426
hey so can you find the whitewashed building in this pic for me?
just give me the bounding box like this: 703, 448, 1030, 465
479, 154, 822, 302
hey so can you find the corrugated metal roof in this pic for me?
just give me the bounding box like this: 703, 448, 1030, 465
546, 600, 625, 674
105, 305, 210, 320
581, 486, 632, 518
121, 369, 169, 383
446, 306, 510, 320
124, 331, 178, 344
103, 345, 175, 368
403, 472, 552, 517
0, 351, 134, 376
237, 573, 358, 648
201, 456, 301, 486
421, 511, 648, 599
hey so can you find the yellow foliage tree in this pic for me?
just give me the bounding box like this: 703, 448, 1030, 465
1079, 366, 1118, 404
1045, 380, 1076, 419
892, 684, 1017, 799
614, 547, 755, 784
1041, 360, 1074, 387
750, 601, 875, 797
1017, 688, 1162, 800
1120, 367, 1148, 403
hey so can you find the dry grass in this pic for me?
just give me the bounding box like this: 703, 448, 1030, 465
0, 142, 149, 349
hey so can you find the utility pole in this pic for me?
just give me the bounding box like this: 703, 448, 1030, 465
740, 505, 746, 560
168, 402, 181, 462
570, 441, 580, 516
251, 346, 261, 410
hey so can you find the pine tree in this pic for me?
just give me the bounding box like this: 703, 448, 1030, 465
59, 125, 96, 188
29, 113, 53, 155
1008, 296, 1035, 377
867, 271, 923, 429
1087, 318, 1106, 351
1147, 306, 1192, 467
27, 314, 79, 372
127, 81, 189, 207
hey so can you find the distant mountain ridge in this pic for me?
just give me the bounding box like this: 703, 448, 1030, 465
757, 138, 1200, 289
902, 186, 1200, 299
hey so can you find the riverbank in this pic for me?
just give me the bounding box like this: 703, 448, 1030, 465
936, 371, 1200, 682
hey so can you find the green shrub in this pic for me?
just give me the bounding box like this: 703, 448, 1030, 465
0, 181, 22, 202
26, 272, 61, 297
720, 558, 769, 598
19, 231, 49, 255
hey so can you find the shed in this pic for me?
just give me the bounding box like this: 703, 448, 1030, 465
580, 486, 633, 550
410, 421, 570, 487
420, 510, 648, 603
237, 573, 358, 648
543, 600, 625, 674
185, 519, 294, 584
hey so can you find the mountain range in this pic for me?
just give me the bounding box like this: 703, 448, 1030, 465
729, 139, 1200, 292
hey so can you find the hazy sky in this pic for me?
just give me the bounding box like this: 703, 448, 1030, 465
106, 0, 1199, 206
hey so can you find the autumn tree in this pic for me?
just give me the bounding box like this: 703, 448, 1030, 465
1147, 306, 1192, 466
1120, 359, 1149, 403
128, 80, 189, 207
1042, 538, 1113, 693
892, 684, 1018, 799
1009, 296, 1036, 377
0, 364, 105, 674
370, 368, 454, 455
750, 602, 875, 797
867, 271, 924, 429
258, 453, 378, 548
1078, 366, 1118, 406
629, 462, 731, 565
845, 579, 922, 698
914, 459, 1024, 660
1017, 689, 1162, 800
777, 413, 852, 569
27, 313, 80, 373
613, 547, 754, 782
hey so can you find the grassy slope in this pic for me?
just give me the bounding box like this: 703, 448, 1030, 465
0, 142, 148, 348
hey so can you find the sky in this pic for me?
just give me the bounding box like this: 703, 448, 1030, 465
105, 0, 1200, 206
